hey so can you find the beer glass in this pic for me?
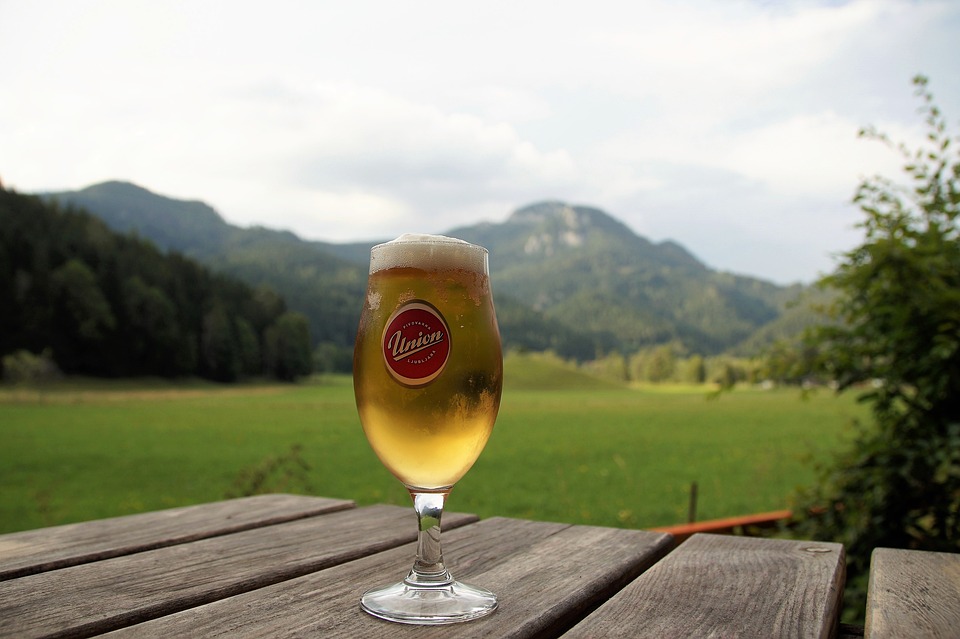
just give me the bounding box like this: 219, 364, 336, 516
353, 234, 503, 624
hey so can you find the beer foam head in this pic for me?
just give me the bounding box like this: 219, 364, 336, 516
370, 233, 488, 274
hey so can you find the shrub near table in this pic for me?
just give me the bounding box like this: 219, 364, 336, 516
791, 76, 960, 623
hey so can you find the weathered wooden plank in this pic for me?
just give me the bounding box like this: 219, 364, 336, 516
563, 533, 845, 639
97, 517, 673, 638
0, 493, 354, 580
0, 504, 478, 639
865, 547, 960, 639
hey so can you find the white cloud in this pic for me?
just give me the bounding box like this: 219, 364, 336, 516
1, 0, 957, 284
716, 111, 904, 196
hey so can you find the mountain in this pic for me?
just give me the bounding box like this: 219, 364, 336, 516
450, 201, 803, 354
48, 181, 234, 253
43, 182, 809, 359
44, 182, 368, 350
1, 186, 313, 381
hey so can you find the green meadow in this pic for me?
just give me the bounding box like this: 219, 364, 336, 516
0, 353, 868, 534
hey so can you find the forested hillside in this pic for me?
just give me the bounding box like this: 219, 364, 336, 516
43, 181, 368, 363
42, 182, 819, 371
450, 202, 807, 355
0, 186, 313, 381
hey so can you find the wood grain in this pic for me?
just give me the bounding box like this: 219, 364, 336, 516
0, 504, 478, 639
865, 547, 960, 639
563, 533, 845, 639
0, 493, 354, 580
96, 517, 672, 639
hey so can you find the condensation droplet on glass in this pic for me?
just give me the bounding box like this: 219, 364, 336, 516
367, 291, 382, 310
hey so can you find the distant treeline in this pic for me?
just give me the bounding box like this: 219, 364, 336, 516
0, 187, 313, 382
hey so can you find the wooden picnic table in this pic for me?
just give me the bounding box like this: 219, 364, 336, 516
0, 494, 955, 638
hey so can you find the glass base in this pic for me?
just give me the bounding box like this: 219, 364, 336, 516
360, 578, 497, 625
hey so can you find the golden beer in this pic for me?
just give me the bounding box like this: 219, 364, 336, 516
354, 234, 501, 624
353, 235, 502, 490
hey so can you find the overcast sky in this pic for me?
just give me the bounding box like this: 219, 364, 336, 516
2, 0, 958, 284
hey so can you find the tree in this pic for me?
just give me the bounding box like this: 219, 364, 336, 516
585, 351, 630, 382
265, 312, 313, 381
0, 187, 302, 382
683, 354, 707, 385
120, 275, 185, 375
201, 304, 241, 382
49, 259, 116, 372
792, 76, 960, 622
313, 341, 353, 374
645, 344, 677, 382
234, 318, 262, 377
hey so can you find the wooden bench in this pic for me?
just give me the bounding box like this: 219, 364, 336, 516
1, 495, 957, 638
0, 495, 842, 638
866, 547, 960, 638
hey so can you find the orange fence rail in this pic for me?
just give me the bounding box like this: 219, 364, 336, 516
651, 509, 794, 545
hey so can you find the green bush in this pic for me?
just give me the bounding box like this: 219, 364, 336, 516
2, 349, 61, 384
792, 76, 960, 623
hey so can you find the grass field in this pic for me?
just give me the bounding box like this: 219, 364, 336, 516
0, 353, 869, 534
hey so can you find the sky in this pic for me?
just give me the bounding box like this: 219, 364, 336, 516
2, 0, 958, 284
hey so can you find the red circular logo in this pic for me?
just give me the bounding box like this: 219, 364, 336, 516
381, 301, 451, 387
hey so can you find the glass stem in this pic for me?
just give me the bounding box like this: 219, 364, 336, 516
405, 490, 454, 588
